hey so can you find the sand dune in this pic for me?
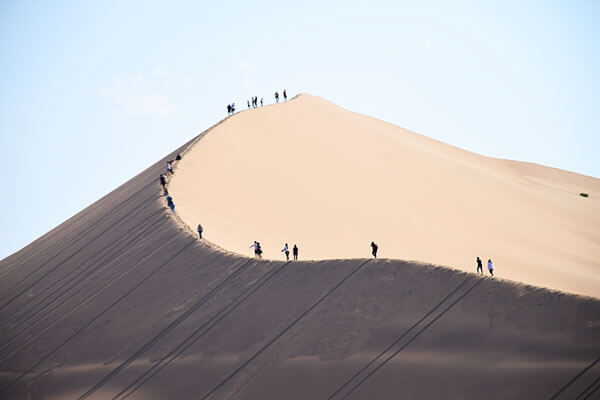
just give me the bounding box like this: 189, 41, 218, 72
0, 101, 599, 399
170, 94, 600, 298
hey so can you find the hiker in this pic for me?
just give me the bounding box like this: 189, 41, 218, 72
167, 161, 174, 174
293, 244, 298, 261
197, 224, 203, 239
260, 97, 264, 106
371, 241, 378, 258
231, 103, 235, 113
275, 91, 279, 103
281, 243, 290, 261
247, 100, 250, 109
476, 257, 483, 274
166, 196, 175, 212
257, 242, 263, 258
488, 259, 494, 276
159, 174, 167, 188
176, 153, 181, 161
283, 89, 287, 101
227, 104, 231, 115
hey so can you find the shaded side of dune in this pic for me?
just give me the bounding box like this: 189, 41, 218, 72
0, 136, 599, 400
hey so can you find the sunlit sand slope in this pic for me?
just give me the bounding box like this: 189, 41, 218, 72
170, 94, 600, 297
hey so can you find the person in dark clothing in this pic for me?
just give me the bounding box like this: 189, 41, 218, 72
371, 242, 378, 258
476, 257, 483, 274
260, 97, 264, 106
176, 153, 182, 161
197, 224, 203, 238
227, 104, 231, 115
283, 89, 287, 101
166, 196, 175, 212
159, 174, 167, 188
275, 91, 279, 103
293, 244, 298, 261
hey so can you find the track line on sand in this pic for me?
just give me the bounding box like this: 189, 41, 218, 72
574, 375, 600, 400
339, 277, 485, 399
0, 181, 158, 316
0, 208, 164, 350
328, 275, 472, 400
76, 255, 248, 400
199, 259, 371, 400
115, 260, 292, 400
549, 356, 600, 400
0, 240, 195, 396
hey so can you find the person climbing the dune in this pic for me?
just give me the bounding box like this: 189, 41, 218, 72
275, 91, 279, 103
488, 259, 494, 277
197, 224, 203, 239
257, 242, 263, 258
159, 174, 167, 188
167, 161, 174, 175
281, 243, 290, 261
371, 242, 378, 258
166, 196, 175, 212
283, 89, 287, 101
293, 244, 298, 261
260, 97, 264, 106
476, 257, 483, 274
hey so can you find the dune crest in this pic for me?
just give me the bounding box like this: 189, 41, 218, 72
170, 94, 600, 297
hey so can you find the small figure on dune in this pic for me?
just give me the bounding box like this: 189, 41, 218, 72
476, 257, 483, 275
293, 244, 298, 261
281, 243, 290, 261
247, 100, 251, 109
260, 97, 264, 106
176, 153, 182, 161
488, 259, 494, 277
250, 241, 263, 258
167, 160, 174, 175
275, 91, 279, 103
159, 174, 167, 188
283, 89, 287, 101
371, 241, 378, 258
166, 196, 175, 212
231, 103, 235, 113
197, 224, 203, 239
227, 104, 231, 115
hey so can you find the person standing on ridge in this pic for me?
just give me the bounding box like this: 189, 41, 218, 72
166, 196, 175, 212
293, 244, 298, 261
197, 224, 203, 239
283, 89, 287, 101
488, 259, 494, 277
371, 242, 378, 258
275, 91, 279, 103
260, 97, 264, 106
476, 257, 483, 274
281, 243, 290, 261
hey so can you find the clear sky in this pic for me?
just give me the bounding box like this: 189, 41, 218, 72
1, 0, 599, 259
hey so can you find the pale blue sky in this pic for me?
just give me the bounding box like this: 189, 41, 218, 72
1, 0, 599, 259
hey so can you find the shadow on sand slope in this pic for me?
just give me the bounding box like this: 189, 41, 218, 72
0, 133, 599, 400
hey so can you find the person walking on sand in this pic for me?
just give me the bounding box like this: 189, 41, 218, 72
159, 174, 167, 188
167, 161, 174, 175
371, 242, 378, 258
293, 244, 298, 261
281, 243, 290, 261
197, 224, 203, 239
166, 196, 175, 212
283, 89, 287, 101
488, 259, 494, 277
476, 257, 483, 274
275, 91, 279, 103
260, 97, 264, 106
250, 241, 262, 258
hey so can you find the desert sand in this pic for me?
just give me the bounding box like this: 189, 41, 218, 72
170, 94, 600, 298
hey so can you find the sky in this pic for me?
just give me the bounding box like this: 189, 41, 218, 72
1, 0, 599, 259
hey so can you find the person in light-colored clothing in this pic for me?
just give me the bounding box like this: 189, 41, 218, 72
281, 243, 290, 261
488, 259, 494, 277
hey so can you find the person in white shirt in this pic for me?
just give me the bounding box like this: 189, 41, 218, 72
488, 259, 494, 277
281, 243, 290, 261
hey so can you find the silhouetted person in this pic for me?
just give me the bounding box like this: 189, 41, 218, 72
283, 89, 287, 101
293, 244, 298, 260
247, 100, 250, 109
257, 242, 263, 258
281, 243, 290, 261
260, 97, 264, 106
197, 224, 203, 239
166, 196, 175, 212
176, 153, 182, 161
488, 259, 494, 277
227, 104, 231, 114
159, 174, 167, 188
371, 242, 378, 258
275, 91, 279, 103
476, 257, 483, 274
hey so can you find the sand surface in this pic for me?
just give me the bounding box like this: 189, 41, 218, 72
170, 94, 600, 298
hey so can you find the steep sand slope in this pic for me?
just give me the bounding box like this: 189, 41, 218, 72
170, 94, 600, 297
0, 115, 599, 400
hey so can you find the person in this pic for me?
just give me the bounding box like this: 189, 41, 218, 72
281, 243, 290, 261
293, 244, 298, 261
283, 89, 287, 101
260, 97, 264, 106
227, 104, 231, 115
176, 153, 182, 161
159, 174, 167, 188
476, 257, 483, 274
197, 224, 203, 239
231, 103, 235, 113
257, 242, 263, 258
371, 241, 378, 258
488, 259, 494, 276
167, 161, 174, 174
166, 196, 175, 212
247, 100, 250, 109
275, 91, 279, 103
